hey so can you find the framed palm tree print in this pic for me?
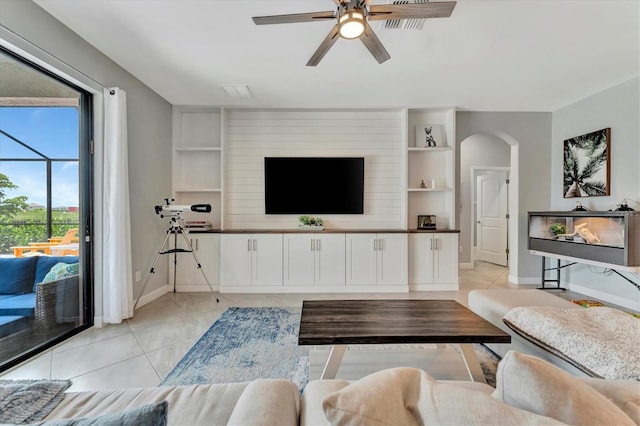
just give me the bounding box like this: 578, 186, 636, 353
563, 128, 610, 198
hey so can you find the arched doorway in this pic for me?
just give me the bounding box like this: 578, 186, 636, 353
459, 132, 520, 282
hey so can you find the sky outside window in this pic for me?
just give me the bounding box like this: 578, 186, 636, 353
0, 106, 79, 207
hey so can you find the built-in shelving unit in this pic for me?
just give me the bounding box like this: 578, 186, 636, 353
406, 108, 456, 231
172, 107, 223, 229
170, 106, 460, 291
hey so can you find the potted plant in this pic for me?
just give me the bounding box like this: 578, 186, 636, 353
298, 215, 324, 230
549, 223, 566, 237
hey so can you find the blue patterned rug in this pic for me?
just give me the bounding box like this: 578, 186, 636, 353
160, 307, 309, 391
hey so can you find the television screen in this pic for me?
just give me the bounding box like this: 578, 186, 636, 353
264, 157, 364, 214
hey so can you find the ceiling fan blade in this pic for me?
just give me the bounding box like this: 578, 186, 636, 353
360, 25, 391, 64
253, 11, 335, 25
306, 25, 340, 66
368, 1, 456, 21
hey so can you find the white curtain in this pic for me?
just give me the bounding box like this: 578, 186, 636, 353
102, 88, 133, 323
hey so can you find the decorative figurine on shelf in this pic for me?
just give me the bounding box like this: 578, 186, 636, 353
420, 179, 427, 188
572, 201, 589, 211
553, 222, 600, 244
423, 126, 437, 147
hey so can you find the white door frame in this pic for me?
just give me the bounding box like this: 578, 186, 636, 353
470, 166, 510, 266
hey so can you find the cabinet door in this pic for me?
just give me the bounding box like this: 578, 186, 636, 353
220, 234, 252, 286
283, 234, 315, 286
377, 234, 408, 285
170, 233, 196, 285
252, 234, 283, 286
433, 233, 459, 285
193, 234, 220, 286
345, 234, 377, 285
408, 234, 434, 285
315, 234, 346, 286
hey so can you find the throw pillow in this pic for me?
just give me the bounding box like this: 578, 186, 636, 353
322, 367, 564, 425
0, 257, 38, 295
34, 401, 168, 426
492, 350, 635, 425
579, 377, 640, 424
42, 263, 79, 283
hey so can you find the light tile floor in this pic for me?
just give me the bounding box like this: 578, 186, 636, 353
1, 262, 518, 392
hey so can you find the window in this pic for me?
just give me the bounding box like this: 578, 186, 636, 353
0, 47, 93, 371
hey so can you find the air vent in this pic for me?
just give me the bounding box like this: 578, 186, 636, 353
383, 0, 428, 30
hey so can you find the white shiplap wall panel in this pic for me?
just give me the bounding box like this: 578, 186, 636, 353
225, 109, 403, 229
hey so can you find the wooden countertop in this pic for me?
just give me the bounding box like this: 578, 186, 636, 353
188, 229, 460, 234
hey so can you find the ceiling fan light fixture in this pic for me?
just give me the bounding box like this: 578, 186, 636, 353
338, 10, 365, 39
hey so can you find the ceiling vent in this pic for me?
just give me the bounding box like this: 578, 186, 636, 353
220, 84, 254, 98
380, 0, 428, 31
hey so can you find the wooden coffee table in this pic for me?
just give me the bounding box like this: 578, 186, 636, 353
298, 299, 510, 382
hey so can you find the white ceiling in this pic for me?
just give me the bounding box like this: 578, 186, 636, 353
34, 0, 639, 111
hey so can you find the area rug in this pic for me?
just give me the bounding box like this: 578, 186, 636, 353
160, 307, 500, 391
160, 307, 309, 391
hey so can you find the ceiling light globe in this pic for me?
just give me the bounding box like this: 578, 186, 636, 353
339, 11, 365, 39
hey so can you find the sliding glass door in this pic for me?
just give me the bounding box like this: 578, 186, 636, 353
0, 47, 92, 371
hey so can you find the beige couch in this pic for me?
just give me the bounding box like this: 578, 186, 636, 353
41, 351, 639, 425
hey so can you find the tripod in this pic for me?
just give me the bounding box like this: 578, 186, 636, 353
133, 213, 219, 310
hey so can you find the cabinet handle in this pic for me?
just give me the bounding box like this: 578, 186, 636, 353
435, 238, 439, 250
317, 239, 320, 251
311, 239, 315, 251
373, 239, 377, 251
430, 239, 433, 250
248, 239, 251, 251
253, 239, 257, 251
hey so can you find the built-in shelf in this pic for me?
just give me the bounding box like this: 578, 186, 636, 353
408, 147, 453, 152
408, 188, 450, 192
175, 188, 222, 193
175, 147, 222, 152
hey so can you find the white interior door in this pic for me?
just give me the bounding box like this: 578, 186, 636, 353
476, 171, 508, 266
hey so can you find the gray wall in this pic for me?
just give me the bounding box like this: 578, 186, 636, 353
0, 0, 173, 319
459, 134, 511, 264
456, 112, 553, 281
551, 77, 640, 309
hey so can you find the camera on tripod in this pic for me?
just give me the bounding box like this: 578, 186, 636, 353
154, 198, 212, 216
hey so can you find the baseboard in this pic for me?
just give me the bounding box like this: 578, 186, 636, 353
218, 285, 409, 293
509, 275, 539, 285
459, 263, 474, 270
135, 284, 170, 308
566, 282, 640, 311
174, 284, 221, 292
410, 283, 459, 291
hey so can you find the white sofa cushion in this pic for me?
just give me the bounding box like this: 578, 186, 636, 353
319, 367, 564, 425
492, 351, 635, 425
45, 383, 248, 425
227, 379, 300, 426
579, 377, 640, 424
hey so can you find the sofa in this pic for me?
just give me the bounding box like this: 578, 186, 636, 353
468, 288, 591, 376
0, 255, 80, 339
21, 350, 637, 425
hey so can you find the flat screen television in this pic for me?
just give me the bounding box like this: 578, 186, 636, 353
264, 157, 364, 214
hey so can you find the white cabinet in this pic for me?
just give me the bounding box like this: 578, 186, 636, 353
170, 233, 219, 289
409, 233, 459, 289
346, 233, 407, 286
220, 234, 283, 286
283, 234, 345, 286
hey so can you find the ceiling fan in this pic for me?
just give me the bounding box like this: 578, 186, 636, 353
252, 0, 457, 66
